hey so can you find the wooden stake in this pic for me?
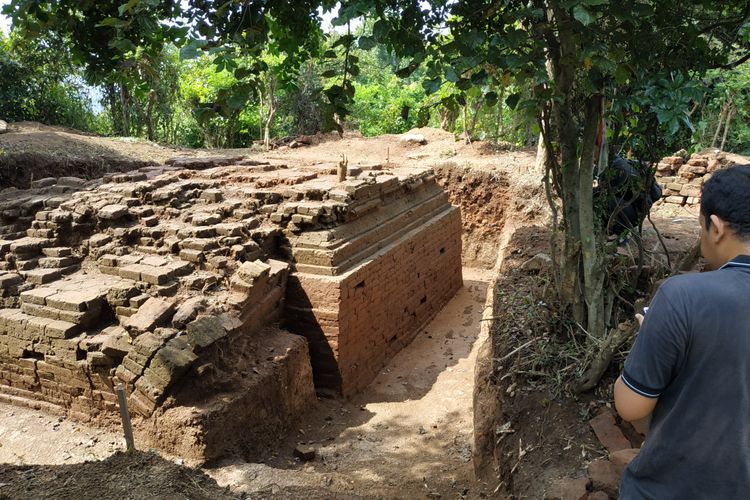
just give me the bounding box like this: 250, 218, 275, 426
116, 384, 135, 451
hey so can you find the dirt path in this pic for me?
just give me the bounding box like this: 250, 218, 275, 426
0, 404, 124, 466
207, 267, 495, 499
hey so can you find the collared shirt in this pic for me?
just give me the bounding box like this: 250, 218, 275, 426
620, 255, 750, 499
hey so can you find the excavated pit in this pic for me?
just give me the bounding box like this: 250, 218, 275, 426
0, 157, 465, 463
434, 163, 511, 270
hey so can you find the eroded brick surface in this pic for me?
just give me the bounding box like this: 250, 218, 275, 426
0, 156, 462, 460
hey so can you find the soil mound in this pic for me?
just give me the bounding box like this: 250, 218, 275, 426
0, 451, 238, 500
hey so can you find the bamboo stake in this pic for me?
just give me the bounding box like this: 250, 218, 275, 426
116, 384, 135, 451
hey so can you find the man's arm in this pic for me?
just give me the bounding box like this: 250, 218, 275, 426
614, 375, 658, 422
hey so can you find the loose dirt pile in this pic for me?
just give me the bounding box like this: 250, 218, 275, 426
0, 451, 237, 500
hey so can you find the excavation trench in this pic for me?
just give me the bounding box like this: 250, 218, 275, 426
206, 165, 513, 498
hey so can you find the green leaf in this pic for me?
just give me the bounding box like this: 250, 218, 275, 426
323, 50, 337, 59
445, 67, 460, 83
321, 69, 337, 78
423, 78, 442, 94
395, 64, 417, 78
332, 34, 355, 49
485, 91, 498, 107
573, 5, 594, 25
505, 93, 521, 110
227, 92, 248, 110
358, 36, 376, 50
180, 39, 208, 61
118, 0, 139, 17
373, 20, 389, 41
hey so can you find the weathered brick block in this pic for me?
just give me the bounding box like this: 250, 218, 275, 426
124, 298, 175, 333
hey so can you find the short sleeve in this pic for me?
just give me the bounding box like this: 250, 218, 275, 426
622, 281, 689, 398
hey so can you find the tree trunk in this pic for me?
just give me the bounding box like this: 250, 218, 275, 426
107, 83, 120, 135
146, 89, 156, 142
711, 102, 728, 149
463, 103, 470, 144
119, 84, 131, 137
264, 74, 277, 151
495, 86, 505, 142
720, 105, 734, 151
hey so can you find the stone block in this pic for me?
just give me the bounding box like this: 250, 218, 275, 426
106, 283, 139, 307
687, 158, 708, 167
685, 165, 706, 175
139, 265, 174, 286
115, 364, 138, 384
0, 273, 23, 290
128, 389, 156, 416
116, 306, 138, 317
544, 476, 590, 500
172, 297, 204, 329
587, 458, 621, 498
20, 287, 57, 305
47, 290, 105, 312
45, 320, 81, 339
590, 411, 631, 452
124, 298, 175, 333
20, 302, 59, 320
215, 223, 243, 237
147, 343, 197, 387
185, 315, 227, 351
31, 177, 57, 188
679, 184, 702, 197
57, 177, 86, 188
130, 294, 151, 308
191, 213, 222, 226
89, 233, 112, 248
37, 256, 78, 269
238, 260, 271, 283
200, 189, 223, 202
179, 238, 217, 252
610, 448, 639, 474
22, 268, 61, 285
10, 237, 51, 254
665, 196, 685, 205
98, 204, 128, 220
179, 249, 204, 263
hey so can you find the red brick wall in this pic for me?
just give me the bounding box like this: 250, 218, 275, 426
286, 206, 463, 396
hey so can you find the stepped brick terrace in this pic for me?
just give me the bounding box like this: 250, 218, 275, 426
0, 156, 462, 461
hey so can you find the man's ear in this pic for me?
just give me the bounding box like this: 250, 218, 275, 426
709, 214, 729, 242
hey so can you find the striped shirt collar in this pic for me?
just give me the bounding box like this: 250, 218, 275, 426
719, 255, 750, 270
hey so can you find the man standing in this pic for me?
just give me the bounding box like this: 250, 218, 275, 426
614, 165, 750, 498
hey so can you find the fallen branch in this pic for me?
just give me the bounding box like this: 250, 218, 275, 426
493, 337, 542, 364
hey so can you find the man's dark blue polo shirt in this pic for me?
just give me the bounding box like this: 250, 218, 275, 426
620, 255, 750, 499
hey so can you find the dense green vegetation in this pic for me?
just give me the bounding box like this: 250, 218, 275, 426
0, 21, 527, 148
3, 14, 750, 154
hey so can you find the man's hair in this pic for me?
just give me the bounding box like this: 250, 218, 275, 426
702, 164, 750, 239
